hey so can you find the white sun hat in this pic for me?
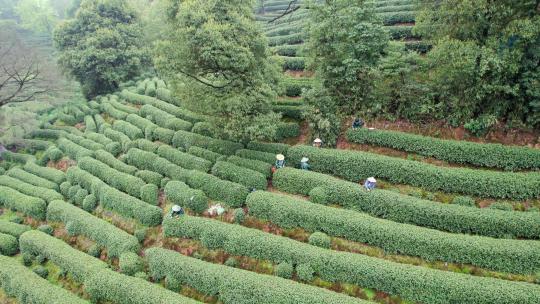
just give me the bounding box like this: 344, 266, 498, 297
172, 205, 182, 212
301, 157, 309, 163
276, 154, 285, 161
367, 177, 377, 183
314, 138, 323, 143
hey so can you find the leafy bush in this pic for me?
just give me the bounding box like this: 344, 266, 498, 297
134, 138, 160, 153
45, 146, 64, 162
57, 137, 94, 160
275, 262, 294, 279
296, 264, 314, 282
113, 120, 144, 140
87, 245, 101, 258
247, 141, 289, 154
47, 200, 140, 257
37, 225, 54, 235
82, 194, 98, 212
346, 129, 540, 170
141, 184, 158, 205
276, 56, 306, 71
6, 167, 58, 191
60, 181, 71, 197
134, 228, 147, 244
120, 252, 143, 275
0, 233, 18, 255
308, 232, 331, 249
151, 127, 175, 144
287, 145, 540, 200
146, 247, 367, 304
247, 191, 540, 274
65, 133, 105, 151
78, 156, 145, 198
187, 146, 224, 162
276, 122, 301, 139
379, 11, 416, 25
0, 255, 88, 304
164, 181, 208, 214
140, 104, 193, 131
272, 104, 303, 119
162, 216, 540, 304
235, 149, 276, 164
0, 186, 46, 220
157, 145, 212, 172
126, 148, 190, 181
0, 175, 63, 203
136, 170, 163, 186
0, 220, 31, 238
74, 189, 89, 206
33, 266, 49, 278
224, 257, 238, 268
94, 149, 138, 175
102, 102, 129, 120
489, 202, 514, 211
228, 156, 272, 178
186, 170, 249, 208
268, 33, 304, 46
103, 128, 132, 152
85, 115, 97, 132
211, 161, 267, 190
191, 122, 214, 137
452, 196, 476, 207
272, 168, 540, 239
172, 129, 244, 155
0, 151, 35, 164
126, 114, 158, 138
23, 162, 65, 184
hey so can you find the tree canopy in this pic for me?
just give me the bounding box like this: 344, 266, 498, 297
53, 0, 148, 98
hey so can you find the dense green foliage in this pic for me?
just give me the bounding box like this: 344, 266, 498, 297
227, 155, 272, 178
163, 215, 540, 304
287, 145, 540, 199
53, 0, 147, 98
273, 167, 540, 239
0, 174, 63, 203
23, 161, 66, 184
146, 247, 367, 304
211, 161, 267, 190
186, 170, 249, 208
235, 149, 276, 164
0, 185, 46, 220
157, 145, 212, 172
164, 181, 208, 214
0, 233, 18, 256
0, 220, 31, 238
172, 130, 244, 155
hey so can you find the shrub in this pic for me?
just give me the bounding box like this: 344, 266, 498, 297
37, 225, 54, 235
187, 146, 224, 162
134, 271, 148, 280
346, 129, 540, 171
164, 181, 209, 214
85, 115, 97, 132
490, 202, 514, 211
134, 228, 148, 244
134, 138, 160, 153
23, 162, 65, 184
172, 129, 243, 155
0, 151, 35, 164
0, 186, 46, 220
272, 104, 303, 119
141, 184, 159, 205
379, 11, 416, 25
247, 141, 289, 154
113, 120, 144, 140
186, 170, 249, 207
276, 122, 301, 139
211, 161, 267, 190
139, 104, 193, 131
152, 127, 175, 144
6, 167, 58, 191
145, 80, 156, 97
191, 121, 214, 136
162, 216, 540, 304
452, 196, 476, 207
47, 200, 140, 257
87, 245, 101, 258
78, 156, 145, 198
100, 186, 163, 226
68, 184, 82, 201
275, 262, 294, 279
65, 133, 105, 151
103, 128, 132, 151
73, 188, 89, 206
22, 252, 34, 266
233, 208, 245, 224
0, 233, 18, 255
126, 148, 190, 181
126, 114, 158, 137
57, 137, 94, 160
120, 252, 143, 275
268, 33, 304, 46
46, 146, 64, 162
224, 257, 238, 268
33, 266, 49, 278
60, 181, 71, 197
157, 145, 212, 172
95, 149, 138, 175
82, 194, 98, 212
136, 170, 163, 186
102, 101, 129, 119
0, 255, 88, 304
0, 175, 63, 203
308, 232, 331, 249
146, 247, 368, 304
0, 220, 31, 238
273, 167, 540, 239
26, 129, 65, 139
287, 145, 540, 200
296, 264, 314, 282
235, 149, 276, 164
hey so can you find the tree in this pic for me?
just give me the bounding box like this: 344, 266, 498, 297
14, 0, 58, 35
0, 23, 50, 107
415, 0, 540, 130
306, 0, 388, 114
53, 0, 148, 99
155, 0, 281, 142
302, 85, 341, 147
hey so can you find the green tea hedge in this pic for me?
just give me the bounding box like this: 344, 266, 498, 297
100, 186, 163, 226
65, 133, 105, 151
379, 11, 416, 25
235, 149, 276, 164
0, 233, 18, 255
84, 132, 121, 155
163, 216, 540, 304
247, 191, 540, 274
134, 138, 160, 153
85, 115, 97, 132
146, 247, 367, 304
272, 104, 303, 119
187, 146, 224, 162
136, 170, 163, 186
47, 200, 140, 257
139, 104, 193, 131
19, 230, 108, 283
126, 114, 158, 137
0, 186, 46, 219
247, 141, 289, 154
126, 148, 190, 181
287, 145, 540, 199
113, 120, 144, 140
186, 170, 248, 207
103, 128, 133, 152
0, 151, 35, 164
273, 168, 540, 239
23, 162, 65, 184
346, 128, 540, 170
152, 127, 175, 144
276, 122, 301, 138
57, 137, 94, 160
6, 167, 58, 190
0, 175, 62, 203
102, 101, 129, 120
94, 149, 138, 175
172, 130, 243, 155
227, 156, 272, 178
0, 255, 89, 304
157, 145, 212, 172
164, 181, 208, 214
78, 157, 145, 198
0, 220, 30, 238
212, 161, 267, 190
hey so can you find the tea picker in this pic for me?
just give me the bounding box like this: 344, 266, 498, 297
169, 205, 184, 218
363, 177, 377, 191
275, 154, 285, 169
300, 157, 310, 170
313, 138, 323, 148
352, 117, 364, 129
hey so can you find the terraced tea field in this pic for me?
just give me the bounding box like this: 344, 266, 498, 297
0, 77, 539, 304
